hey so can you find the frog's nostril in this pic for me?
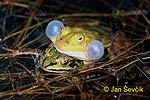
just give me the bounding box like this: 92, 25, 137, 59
66, 41, 69, 44
86, 40, 104, 60
60, 38, 63, 40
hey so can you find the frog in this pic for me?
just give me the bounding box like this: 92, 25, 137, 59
41, 45, 83, 73
41, 20, 111, 73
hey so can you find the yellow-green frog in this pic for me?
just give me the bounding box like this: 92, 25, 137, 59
42, 20, 111, 73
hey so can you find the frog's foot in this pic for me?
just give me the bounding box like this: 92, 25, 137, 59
45, 20, 64, 43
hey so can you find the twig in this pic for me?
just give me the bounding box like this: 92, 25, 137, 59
0, 47, 41, 58
114, 56, 150, 74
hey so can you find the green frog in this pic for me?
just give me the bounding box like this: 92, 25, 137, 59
41, 45, 83, 73
41, 20, 111, 73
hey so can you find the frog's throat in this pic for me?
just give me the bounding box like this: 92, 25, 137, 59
55, 46, 89, 61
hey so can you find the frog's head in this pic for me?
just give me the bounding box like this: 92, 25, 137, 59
45, 20, 104, 61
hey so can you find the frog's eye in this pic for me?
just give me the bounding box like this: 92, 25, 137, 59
74, 34, 84, 42
86, 40, 104, 60
45, 20, 64, 38
78, 35, 84, 42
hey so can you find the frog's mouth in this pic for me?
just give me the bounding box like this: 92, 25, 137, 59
55, 46, 89, 61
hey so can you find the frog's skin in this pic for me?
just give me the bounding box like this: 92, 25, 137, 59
41, 45, 83, 73
55, 26, 111, 61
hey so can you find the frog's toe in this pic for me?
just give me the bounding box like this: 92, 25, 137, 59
86, 40, 104, 60
45, 20, 64, 43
